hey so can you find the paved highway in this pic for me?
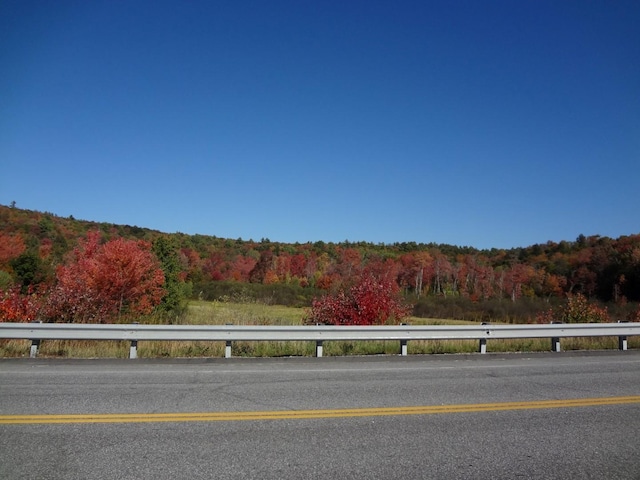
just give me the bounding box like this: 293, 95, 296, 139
1, 351, 640, 479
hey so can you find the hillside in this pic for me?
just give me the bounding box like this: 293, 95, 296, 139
1, 204, 639, 323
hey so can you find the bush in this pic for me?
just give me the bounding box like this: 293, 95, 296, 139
305, 275, 411, 325
536, 293, 610, 324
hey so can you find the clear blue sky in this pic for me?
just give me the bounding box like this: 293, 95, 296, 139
1, 1, 638, 249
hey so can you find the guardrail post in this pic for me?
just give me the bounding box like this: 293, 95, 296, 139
618, 321, 628, 351
316, 340, 323, 358
128, 322, 139, 359
129, 340, 138, 359
479, 322, 489, 354
225, 324, 233, 358
29, 320, 42, 358
400, 323, 408, 356
30, 339, 40, 358
619, 336, 628, 351
550, 322, 561, 352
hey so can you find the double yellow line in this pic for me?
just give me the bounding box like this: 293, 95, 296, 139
2, 396, 639, 425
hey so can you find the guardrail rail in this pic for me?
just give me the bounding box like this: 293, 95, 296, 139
1, 322, 639, 359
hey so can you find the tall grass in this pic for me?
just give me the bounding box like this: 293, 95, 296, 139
186, 300, 305, 325
1, 300, 638, 358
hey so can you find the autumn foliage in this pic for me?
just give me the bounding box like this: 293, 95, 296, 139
305, 275, 411, 325
0, 231, 167, 323
0, 286, 44, 322
0, 233, 26, 268
45, 232, 165, 322
536, 293, 610, 323
2, 205, 640, 325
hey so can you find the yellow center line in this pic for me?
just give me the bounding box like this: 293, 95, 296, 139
2, 396, 639, 425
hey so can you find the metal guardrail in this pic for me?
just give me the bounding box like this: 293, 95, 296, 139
1, 322, 638, 359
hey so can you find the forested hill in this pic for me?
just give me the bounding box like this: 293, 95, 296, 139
1, 204, 639, 305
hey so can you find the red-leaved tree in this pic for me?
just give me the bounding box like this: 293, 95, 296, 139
305, 274, 411, 326
46, 232, 165, 322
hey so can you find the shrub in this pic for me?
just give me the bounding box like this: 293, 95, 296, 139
536, 293, 610, 323
305, 275, 411, 325
0, 286, 45, 322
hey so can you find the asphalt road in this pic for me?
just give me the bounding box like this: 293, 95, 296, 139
1, 351, 640, 479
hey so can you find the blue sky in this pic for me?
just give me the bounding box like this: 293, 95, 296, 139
1, 1, 638, 249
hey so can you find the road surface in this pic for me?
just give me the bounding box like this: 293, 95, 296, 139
1, 351, 639, 479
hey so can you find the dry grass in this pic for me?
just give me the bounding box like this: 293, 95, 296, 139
0, 339, 130, 358
186, 300, 305, 326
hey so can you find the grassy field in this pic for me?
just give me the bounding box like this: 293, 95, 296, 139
1, 300, 638, 358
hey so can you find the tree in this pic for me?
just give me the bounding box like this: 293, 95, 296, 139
541, 273, 566, 300
503, 264, 536, 302
432, 252, 452, 296
249, 250, 274, 283
47, 232, 165, 322
10, 252, 46, 292
334, 247, 362, 282
0, 233, 26, 267
153, 236, 190, 313
228, 255, 257, 282
397, 252, 432, 297
305, 274, 411, 326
